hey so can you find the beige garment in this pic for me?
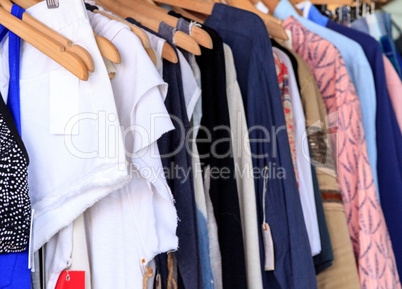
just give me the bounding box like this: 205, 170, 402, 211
291, 50, 361, 289
223, 44, 263, 289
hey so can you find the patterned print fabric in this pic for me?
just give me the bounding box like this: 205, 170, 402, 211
273, 51, 299, 185
0, 96, 31, 253
284, 16, 401, 289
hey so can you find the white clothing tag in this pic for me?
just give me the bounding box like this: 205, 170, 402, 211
49, 71, 80, 135
283, 30, 293, 50
29, 209, 35, 270
262, 222, 275, 271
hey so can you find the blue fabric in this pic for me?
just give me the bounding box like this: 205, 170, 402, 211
196, 209, 214, 289
170, 16, 215, 289
380, 35, 401, 73
0, 5, 31, 289
295, 2, 380, 200
0, 249, 31, 289
305, 4, 328, 26
205, 4, 317, 289
7, 5, 24, 134
376, 12, 402, 79
157, 21, 203, 289
329, 17, 402, 279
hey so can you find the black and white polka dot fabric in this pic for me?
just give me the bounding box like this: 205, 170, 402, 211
0, 95, 31, 253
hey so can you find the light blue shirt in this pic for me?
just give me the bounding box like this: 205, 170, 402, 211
274, 0, 380, 198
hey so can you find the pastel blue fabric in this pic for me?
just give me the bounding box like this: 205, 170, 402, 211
205, 4, 318, 289
276, 0, 380, 200
0, 4, 31, 289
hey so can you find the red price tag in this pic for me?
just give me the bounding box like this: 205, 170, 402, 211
55, 271, 85, 289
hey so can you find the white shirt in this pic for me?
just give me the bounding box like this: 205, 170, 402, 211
83, 12, 178, 289
273, 47, 322, 256
0, 0, 130, 254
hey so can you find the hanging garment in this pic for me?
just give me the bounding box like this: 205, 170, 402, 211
83, 12, 178, 289
299, 2, 381, 198
204, 4, 317, 289
383, 56, 402, 133
69, 215, 92, 289
165, 13, 224, 289
164, 16, 215, 289
272, 52, 299, 186
0, 0, 130, 255
0, 5, 30, 255
223, 43, 264, 289
194, 24, 248, 289
320, 6, 402, 277
283, 16, 401, 289
127, 21, 202, 289
290, 50, 360, 288
0, 5, 34, 289
275, 0, 379, 201
272, 39, 333, 274
273, 48, 322, 257
172, 18, 216, 289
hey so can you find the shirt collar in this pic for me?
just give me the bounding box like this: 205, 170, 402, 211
304, 2, 329, 26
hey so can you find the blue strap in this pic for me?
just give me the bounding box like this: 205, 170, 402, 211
0, 4, 25, 135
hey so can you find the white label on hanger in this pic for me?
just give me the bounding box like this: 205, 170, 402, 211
49, 70, 80, 135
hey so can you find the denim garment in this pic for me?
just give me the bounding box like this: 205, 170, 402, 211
330, 17, 402, 281
285, 1, 380, 201
0, 5, 31, 289
157, 21, 203, 289
168, 14, 215, 289
205, 4, 317, 289
176, 18, 191, 62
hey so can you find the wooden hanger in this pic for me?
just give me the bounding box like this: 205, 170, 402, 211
116, 0, 213, 49
294, 0, 352, 4
94, 32, 121, 63
261, 0, 302, 15
170, 6, 206, 23
6, 0, 95, 72
20, 0, 123, 64
95, 0, 202, 55
0, 6, 88, 80
90, 9, 159, 65
151, 0, 289, 40
93, 9, 178, 63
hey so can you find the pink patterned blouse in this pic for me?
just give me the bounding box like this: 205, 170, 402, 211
284, 16, 401, 289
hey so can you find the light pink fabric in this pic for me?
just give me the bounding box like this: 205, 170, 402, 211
284, 16, 401, 289
383, 56, 402, 134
